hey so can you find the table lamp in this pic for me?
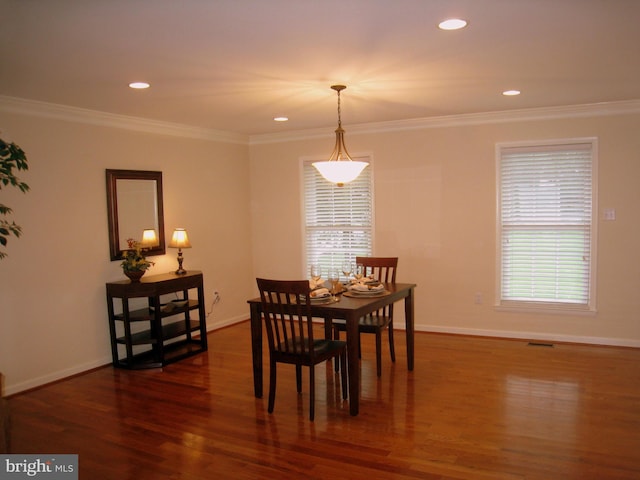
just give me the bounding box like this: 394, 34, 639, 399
169, 228, 191, 275
140, 228, 158, 249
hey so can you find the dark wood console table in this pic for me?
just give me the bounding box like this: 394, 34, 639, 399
106, 271, 207, 369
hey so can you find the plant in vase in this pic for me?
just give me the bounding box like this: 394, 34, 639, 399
121, 238, 154, 281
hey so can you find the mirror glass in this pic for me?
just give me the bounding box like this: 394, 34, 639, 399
106, 169, 165, 261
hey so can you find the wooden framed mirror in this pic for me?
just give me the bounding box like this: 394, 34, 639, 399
106, 169, 165, 261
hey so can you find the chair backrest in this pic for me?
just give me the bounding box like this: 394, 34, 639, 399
256, 278, 315, 357
355, 257, 398, 319
356, 256, 398, 283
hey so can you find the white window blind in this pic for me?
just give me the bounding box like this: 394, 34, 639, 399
303, 158, 372, 276
498, 141, 595, 309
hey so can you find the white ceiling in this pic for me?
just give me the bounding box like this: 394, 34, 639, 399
2, 0, 639, 137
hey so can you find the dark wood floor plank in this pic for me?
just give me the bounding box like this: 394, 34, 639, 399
7, 322, 640, 479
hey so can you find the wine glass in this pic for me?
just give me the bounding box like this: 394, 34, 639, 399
354, 263, 365, 282
328, 268, 340, 300
341, 261, 353, 283
310, 264, 321, 288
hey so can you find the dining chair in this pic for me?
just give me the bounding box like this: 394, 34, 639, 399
333, 256, 398, 377
256, 278, 348, 421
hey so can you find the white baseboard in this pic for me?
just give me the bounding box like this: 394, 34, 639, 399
414, 324, 640, 348
7, 319, 637, 396
5, 357, 112, 397
5, 316, 246, 396
312, 317, 640, 348
207, 314, 247, 331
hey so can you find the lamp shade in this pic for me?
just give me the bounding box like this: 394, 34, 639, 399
169, 228, 191, 249
312, 160, 368, 186
140, 228, 158, 247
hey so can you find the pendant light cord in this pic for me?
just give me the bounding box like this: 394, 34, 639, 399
336, 88, 342, 128
331, 84, 346, 130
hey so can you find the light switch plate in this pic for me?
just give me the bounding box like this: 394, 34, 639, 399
603, 208, 616, 221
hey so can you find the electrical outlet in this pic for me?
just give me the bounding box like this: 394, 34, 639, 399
474, 292, 483, 304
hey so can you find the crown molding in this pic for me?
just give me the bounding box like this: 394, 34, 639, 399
0, 95, 248, 144
250, 99, 640, 145
2, 95, 638, 146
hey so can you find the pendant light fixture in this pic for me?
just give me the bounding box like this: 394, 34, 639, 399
313, 85, 368, 187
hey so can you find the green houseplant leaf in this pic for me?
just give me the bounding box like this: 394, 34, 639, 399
0, 137, 29, 259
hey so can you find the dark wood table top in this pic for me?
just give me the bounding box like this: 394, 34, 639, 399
247, 282, 416, 317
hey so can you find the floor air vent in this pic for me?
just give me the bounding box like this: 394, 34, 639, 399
527, 342, 554, 347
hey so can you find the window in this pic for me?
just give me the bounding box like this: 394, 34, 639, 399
497, 139, 596, 311
303, 157, 373, 277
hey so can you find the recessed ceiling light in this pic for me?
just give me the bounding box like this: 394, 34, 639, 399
273, 116, 289, 122
438, 18, 468, 30
129, 82, 150, 89
502, 90, 521, 96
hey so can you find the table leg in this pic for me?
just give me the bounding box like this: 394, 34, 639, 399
197, 283, 208, 350
250, 302, 263, 398
106, 295, 120, 366
323, 316, 332, 339
405, 287, 415, 371
346, 312, 360, 416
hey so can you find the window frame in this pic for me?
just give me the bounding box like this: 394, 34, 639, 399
301, 155, 374, 279
495, 138, 598, 314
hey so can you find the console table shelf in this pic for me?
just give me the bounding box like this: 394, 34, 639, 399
106, 271, 208, 369
115, 320, 203, 345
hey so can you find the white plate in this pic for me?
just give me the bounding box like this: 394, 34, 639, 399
309, 296, 335, 304
302, 294, 333, 302
343, 290, 390, 298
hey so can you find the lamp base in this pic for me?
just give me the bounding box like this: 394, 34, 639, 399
175, 249, 187, 275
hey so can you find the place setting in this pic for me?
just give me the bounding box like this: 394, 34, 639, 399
341, 262, 391, 298
305, 265, 341, 304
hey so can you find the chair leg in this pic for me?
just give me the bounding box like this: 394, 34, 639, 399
388, 320, 396, 363
268, 359, 277, 414
340, 350, 348, 399
296, 364, 302, 393
309, 366, 315, 421
334, 326, 341, 372
375, 330, 382, 377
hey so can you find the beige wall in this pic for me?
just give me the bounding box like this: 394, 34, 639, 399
249, 111, 640, 346
2, 101, 639, 395
0, 108, 253, 395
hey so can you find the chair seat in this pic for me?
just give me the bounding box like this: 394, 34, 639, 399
333, 314, 392, 331
332, 312, 395, 377
275, 337, 347, 359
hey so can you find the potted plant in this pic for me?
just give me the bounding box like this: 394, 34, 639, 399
121, 238, 154, 281
0, 137, 29, 260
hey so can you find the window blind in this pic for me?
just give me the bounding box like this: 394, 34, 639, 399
498, 142, 594, 308
303, 158, 372, 276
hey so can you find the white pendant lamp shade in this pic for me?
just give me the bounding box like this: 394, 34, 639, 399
313, 157, 368, 186
313, 85, 368, 187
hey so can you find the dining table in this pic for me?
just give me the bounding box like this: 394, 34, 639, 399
247, 282, 416, 416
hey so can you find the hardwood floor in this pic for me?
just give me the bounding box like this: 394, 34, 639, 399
7, 322, 640, 479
